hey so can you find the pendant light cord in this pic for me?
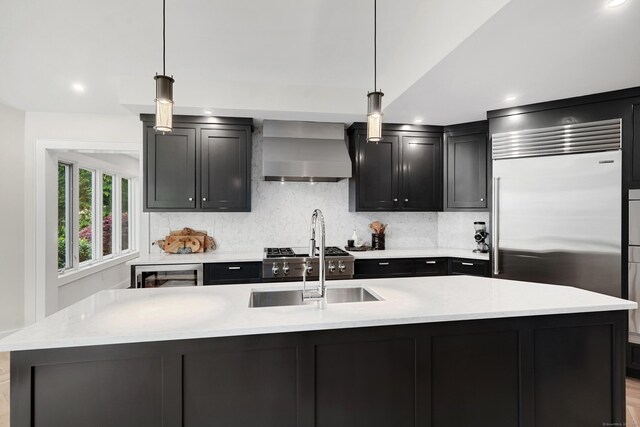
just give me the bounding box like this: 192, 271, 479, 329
373, 0, 377, 92
162, 0, 166, 75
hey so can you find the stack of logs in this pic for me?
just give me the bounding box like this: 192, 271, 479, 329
153, 228, 217, 254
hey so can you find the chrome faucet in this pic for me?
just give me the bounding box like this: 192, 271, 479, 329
303, 209, 326, 301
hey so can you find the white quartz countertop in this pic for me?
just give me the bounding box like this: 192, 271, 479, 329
127, 248, 488, 265
347, 248, 489, 261
0, 276, 634, 352
127, 250, 264, 265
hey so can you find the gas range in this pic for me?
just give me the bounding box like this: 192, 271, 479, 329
262, 247, 355, 281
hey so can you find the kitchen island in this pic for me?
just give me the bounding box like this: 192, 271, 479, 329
1, 276, 635, 427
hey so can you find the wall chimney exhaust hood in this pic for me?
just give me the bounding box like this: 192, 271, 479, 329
262, 120, 352, 182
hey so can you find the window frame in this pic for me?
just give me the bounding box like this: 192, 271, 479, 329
57, 159, 138, 277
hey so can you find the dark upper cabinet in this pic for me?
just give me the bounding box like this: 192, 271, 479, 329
401, 135, 441, 210
348, 123, 443, 212
200, 129, 250, 211
142, 115, 252, 212
145, 126, 197, 210
443, 121, 489, 211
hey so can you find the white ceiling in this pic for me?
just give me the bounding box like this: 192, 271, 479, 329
1, 0, 638, 125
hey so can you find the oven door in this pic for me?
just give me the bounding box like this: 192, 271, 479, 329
134, 264, 203, 288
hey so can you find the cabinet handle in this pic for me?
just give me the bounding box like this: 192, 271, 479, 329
228, 266, 241, 270
378, 262, 390, 266
393, 198, 398, 202
425, 261, 437, 264
188, 197, 193, 201
203, 197, 207, 201
404, 198, 409, 202
461, 262, 474, 266
480, 198, 484, 201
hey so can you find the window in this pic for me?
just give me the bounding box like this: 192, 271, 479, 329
78, 168, 95, 264
121, 177, 130, 252
102, 174, 113, 257
58, 163, 72, 270
57, 161, 136, 275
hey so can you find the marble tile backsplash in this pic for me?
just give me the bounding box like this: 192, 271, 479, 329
148, 128, 487, 253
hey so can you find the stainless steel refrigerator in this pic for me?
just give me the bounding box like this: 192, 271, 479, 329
491, 118, 622, 298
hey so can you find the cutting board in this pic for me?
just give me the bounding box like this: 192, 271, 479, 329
163, 235, 205, 254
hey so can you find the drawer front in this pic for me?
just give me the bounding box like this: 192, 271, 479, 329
355, 258, 414, 278
204, 262, 262, 285
414, 258, 448, 276
449, 258, 490, 277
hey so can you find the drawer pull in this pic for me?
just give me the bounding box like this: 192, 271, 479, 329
425, 261, 437, 264
228, 266, 241, 270
461, 262, 474, 266
378, 262, 390, 266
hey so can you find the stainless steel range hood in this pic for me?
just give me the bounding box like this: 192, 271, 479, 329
262, 120, 352, 182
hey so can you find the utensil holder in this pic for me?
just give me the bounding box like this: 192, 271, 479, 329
371, 233, 385, 250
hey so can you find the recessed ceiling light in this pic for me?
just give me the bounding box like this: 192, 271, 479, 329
414, 118, 423, 123
71, 83, 85, 93
607, 0, 627, 7
505, 95, 517, 102
204, 110, 212, 115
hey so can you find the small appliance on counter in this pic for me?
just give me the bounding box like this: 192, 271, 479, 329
473, 221, 489, 253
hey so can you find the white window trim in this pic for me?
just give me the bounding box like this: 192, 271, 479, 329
33, 139, 144, 322
57, 158, 139, 281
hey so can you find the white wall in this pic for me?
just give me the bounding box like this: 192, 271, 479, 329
0, 104, 25, 334
24, 112, 142, 320
149, 128, 487, 253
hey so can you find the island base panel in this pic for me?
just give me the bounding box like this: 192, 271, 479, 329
11, 311, 625, 427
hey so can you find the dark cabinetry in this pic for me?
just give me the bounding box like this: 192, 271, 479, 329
203, 262, 262, 285
348, 123, 442, 211
12, 311, 626, 427
354, 257, 490, 279
633, 104, 640, 186
443, 121, 489, 211
142, 115, 252, 212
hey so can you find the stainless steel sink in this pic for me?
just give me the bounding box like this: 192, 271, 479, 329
249, 287, 381, 308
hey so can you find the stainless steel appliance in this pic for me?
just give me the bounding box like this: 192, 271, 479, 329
473, 221, 489, 253
134, 264, 203, 288
629, 190, 640, 343
492, 118, 622, 297
262, 246, 355, 281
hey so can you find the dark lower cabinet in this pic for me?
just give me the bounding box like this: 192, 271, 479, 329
355, 257, 490, 279
11, 311, 626, 427
354, 258, 414, 278
449, 258, 491, 277
203, 262, 262, 285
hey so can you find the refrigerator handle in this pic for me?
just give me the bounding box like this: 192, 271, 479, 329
492, 177, 500, 275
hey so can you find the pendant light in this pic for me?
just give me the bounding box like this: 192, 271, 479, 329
154, 0, 174, 133
367, 0, 383, 142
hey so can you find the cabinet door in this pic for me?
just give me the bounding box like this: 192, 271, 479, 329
356, 132, 400, 210
400, 135, 442, 211
145, 126, 197, 210
446, 132, 488, 209
200, 128, 250, 211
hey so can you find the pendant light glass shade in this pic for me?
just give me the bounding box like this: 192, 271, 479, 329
367, 91, 383, 142
154, 75, 174, 132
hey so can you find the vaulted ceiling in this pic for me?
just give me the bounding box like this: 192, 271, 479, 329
1, 0, 638, 125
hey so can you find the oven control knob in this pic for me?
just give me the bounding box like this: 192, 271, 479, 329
338, 261, 346, 273
305, 263, 313, 274
328, 261, 336, 273
272, 263, 279, 276
282, 262, 290, 275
